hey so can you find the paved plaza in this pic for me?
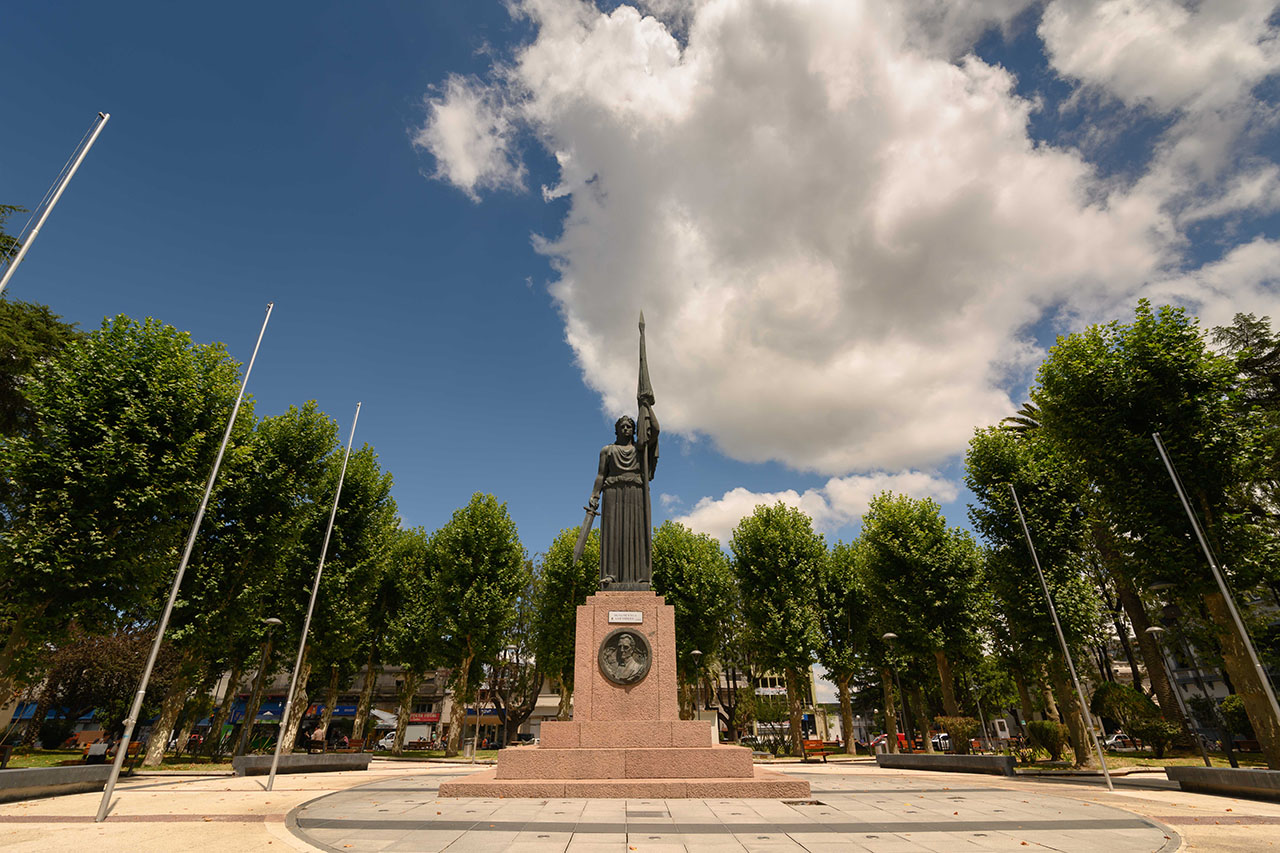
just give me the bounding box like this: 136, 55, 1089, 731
1, 759, 1278, 852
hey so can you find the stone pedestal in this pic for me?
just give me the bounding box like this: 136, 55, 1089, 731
440, 591, 809, 799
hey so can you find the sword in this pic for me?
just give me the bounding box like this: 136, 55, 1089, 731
572, 503, 599, 564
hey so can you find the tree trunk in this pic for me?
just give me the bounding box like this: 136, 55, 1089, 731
881, 667, 899, 754
172, 704, 198, 760
899, 682, 916, 748
318, 664, 340, 740
236, 647, 274, 757
1048, 656, 1092, 767
1014, 670, 1035, 731
392, 669, 420, 755
934, 649, 960, 717
556, 671, 573, 720
914, 687, 935, 753
1116, 577, 1184, 725
352, 653, 379, 745
144, 675, 190, 766
783, 668, 806, 756
446, 650, 475, 757
278, 649, 311, 755
678, 675, 693, 720
1039, 664, 1060, 722
206, 664, 243, 756
0, 607, 45, 712
1204, 590, 1280, 769
21, 691, 53, 747
837, 674, 854, 754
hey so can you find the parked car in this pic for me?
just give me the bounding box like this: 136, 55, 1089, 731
869, 732, 909, 750
930, 732, 951, 751
377, 731, 397, 751
1104, 732, 1135, 750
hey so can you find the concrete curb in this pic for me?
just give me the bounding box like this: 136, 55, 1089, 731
0, 765, 112, 803
1166, 765, 1280, 802
876, 753, 1015, 776
233, 753, 372, 777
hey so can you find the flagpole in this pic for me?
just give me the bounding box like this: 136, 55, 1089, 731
267, 401, 362, 792
95, 302, 273, 822
1, 112, 110, 297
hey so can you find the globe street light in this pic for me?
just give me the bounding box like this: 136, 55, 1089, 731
1145, 626, 1212, 767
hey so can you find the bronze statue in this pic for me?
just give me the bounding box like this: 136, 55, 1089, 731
573, 314, 658, 589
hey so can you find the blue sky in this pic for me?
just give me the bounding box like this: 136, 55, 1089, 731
4, 0, 1279, 565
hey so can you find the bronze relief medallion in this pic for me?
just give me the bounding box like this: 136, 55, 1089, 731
598, 627, 651, 685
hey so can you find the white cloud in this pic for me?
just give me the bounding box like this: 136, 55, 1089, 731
1138, 238, 1280, 331
1040, 0, 1280, 113
673, 471, 959, 545
417, 0, 1280, 478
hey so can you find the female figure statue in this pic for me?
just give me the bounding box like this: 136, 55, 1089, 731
588, 403, 658, 587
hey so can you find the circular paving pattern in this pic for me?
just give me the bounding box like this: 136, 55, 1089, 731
290, 767, 1179, 853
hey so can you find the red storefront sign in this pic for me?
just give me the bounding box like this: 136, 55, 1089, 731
409, 712, 440, 723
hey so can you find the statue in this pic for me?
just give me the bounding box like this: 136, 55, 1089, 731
573, 314, 658, 589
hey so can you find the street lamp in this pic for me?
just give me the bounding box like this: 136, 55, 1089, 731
881, 633, 909, 749
1144, 626, 1211, 767
237, 617, 283, 756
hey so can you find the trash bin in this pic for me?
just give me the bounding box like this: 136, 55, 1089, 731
874, 741, 888, 754
462, 742, 474, 758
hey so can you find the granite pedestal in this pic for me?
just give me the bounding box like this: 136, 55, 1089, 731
440, 590, 809, 798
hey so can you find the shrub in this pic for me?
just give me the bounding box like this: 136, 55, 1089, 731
1219, 695, 1256, 741
1129, 718, 1181, 759
1027, 720, 1070, 762
1091, 682, 1158, 731
935, 716, 981, 754
38, 717, 76, 750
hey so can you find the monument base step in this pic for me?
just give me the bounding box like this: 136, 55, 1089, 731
439, 767, 810, 799
494, 744, 753, 780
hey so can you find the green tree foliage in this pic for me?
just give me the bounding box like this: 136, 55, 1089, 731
1220, 694, 1256, 740
651, 520, 734, 716
490, 561, 543, 744
431, 493, 525, 756
533, 525, 598, 719
731, 502, 824, 756
1129, 717, 1181, 759
1032, 300, 1280, 768
859, 492, 986, 717
815, 540, 871, 753
0, 204, 25, 262
0, 299, 79, 438
1090, 681, 1157, 732
383, 528, 438, 754
0, 316, 242, 707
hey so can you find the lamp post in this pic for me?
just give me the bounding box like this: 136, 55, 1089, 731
1145, 626, 1212, 767
881, 633, 910, 749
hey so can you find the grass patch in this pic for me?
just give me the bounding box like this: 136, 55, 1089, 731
371, 748, 500, 761
4, 748, 83, 768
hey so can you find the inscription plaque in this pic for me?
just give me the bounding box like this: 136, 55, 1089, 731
608, 611, 643, 624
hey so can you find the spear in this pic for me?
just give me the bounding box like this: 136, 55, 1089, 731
637, 313, 655, 578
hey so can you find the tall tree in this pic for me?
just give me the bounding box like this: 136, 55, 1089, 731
533, 525, 599, 720
815, 540, 871, 753
1033, 300, 1280, 768
859, 492, 986, 718
730, 502, 824, 756
432, 493, 525, 756
0, 316, 242, 709
651, 520, 735, 718
383, 528, 439, 754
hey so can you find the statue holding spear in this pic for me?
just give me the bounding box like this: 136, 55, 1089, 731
573, 314, 659, 588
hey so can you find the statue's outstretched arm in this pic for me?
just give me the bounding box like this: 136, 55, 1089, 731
589, 446, 608, 509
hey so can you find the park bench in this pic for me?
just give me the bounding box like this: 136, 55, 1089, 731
802, 738, 838, 763
404, 739, 431, 751
334, 738, 364, 754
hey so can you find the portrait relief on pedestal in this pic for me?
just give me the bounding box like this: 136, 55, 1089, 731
598, 628, 651, 685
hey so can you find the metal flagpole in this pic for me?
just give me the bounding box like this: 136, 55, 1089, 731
96, 302, 274, 822
1152, 432, 1280, 727
1, 112, 110, 296
267, 402, 362, 791
1009, 484, 1114, 791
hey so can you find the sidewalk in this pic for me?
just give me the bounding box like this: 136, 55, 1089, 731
1, 759, 1277, 851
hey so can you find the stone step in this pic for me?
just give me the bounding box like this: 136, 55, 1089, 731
540, 720, 714, 749
441, 767, 810, 798
494, 745, 754, 780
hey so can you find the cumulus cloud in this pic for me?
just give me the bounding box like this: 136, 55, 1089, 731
415, 0, 1280, 480
673, 471, 960, 545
